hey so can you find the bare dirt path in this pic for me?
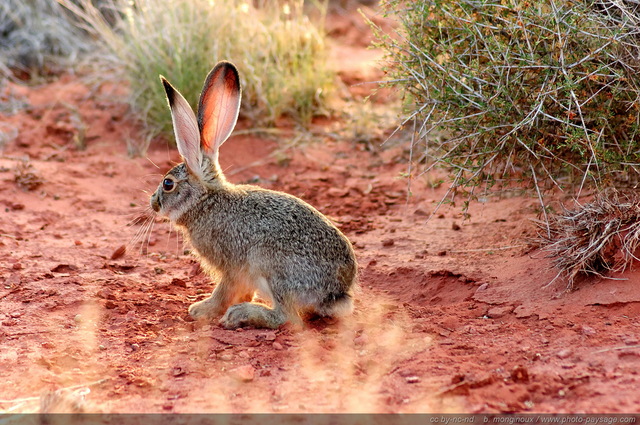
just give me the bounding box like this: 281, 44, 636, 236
1, 6, 639, 414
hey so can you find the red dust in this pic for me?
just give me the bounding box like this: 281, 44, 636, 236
1, 6, 640, 415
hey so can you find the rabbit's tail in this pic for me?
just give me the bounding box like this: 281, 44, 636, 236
316, 292, 354, 318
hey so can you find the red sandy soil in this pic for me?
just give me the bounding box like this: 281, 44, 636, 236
1, 5, 640, 415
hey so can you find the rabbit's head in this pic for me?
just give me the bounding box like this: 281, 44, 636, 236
150, 61, 242, 221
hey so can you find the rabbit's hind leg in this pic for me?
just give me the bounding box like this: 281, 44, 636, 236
220, 295, 300, 329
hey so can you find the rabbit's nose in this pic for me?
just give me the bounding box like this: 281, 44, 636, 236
150, 193, 160, 212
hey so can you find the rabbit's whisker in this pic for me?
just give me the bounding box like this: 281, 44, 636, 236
142, 173, 163, 179
127, 209, 156, 255
124, 208, 152, 228
145, 157, 161, 169
144, 218, 156, 256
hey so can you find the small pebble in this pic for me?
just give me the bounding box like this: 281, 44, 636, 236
382, 239, 395, 247
131, 343, 140, 352
328, 187, 349, 198
272, 342, 283, 350
476, 283, 489, 292
405, 376, 420, 384
74, 314, 83, 324
413, 208, 429, 217
354, 334, 369, 346
581, 325, 596, 336
110, 245, 126, 260
172, 367, 186, 377
556, 348, 572, 359
398, 369, 416, 377
12, 263, 22, 270
170, 278, 187, 288
487, 306, 512, 319
259, 331, 276, 341
511, 365, 529, 383
230, 365, 255, 382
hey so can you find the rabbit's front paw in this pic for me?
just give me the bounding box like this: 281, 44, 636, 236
188, 298, 223, 320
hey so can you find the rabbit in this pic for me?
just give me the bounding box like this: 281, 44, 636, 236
150, 61, 357, 329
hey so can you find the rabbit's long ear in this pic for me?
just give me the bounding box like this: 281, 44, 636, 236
161, 76, 203, 177
197, 61, 241, 164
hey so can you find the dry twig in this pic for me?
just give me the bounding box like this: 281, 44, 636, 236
537, 188, 640, 288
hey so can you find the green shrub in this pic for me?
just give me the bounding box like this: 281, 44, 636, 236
63, 0, 333, 153
372, 0, 640, 210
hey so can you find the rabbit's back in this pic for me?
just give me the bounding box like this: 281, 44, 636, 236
182, 184, 357, 296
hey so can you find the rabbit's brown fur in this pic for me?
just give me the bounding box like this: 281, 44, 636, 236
150, 61, 357, 329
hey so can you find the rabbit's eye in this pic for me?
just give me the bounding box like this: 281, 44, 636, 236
162, 178, 176, 192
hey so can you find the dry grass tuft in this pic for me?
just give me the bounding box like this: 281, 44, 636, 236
0, 0, 93, 80
537, 189, 640, 288
14, 160, 44, 191
61, 0, 334, 155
